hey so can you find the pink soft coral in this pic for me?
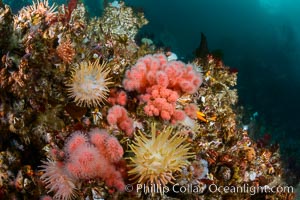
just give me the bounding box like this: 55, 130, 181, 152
107, 105, 134, 137
140, 85, 185, 122
123, 54, 202, 123
66, 143, 103, 179
108, 89, 127, 106
123, 54, 202, 94
64, 131, 88, 153
40, 129, 125, 198
89, 128, 124, 163
64, 130, 124, 183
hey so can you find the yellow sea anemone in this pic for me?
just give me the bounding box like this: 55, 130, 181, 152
66, 59, 113, 107
128, 123, 194, 186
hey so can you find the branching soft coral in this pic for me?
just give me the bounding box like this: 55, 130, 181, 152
108, 89, 127, 106
123, 54, 202, 122
123, 54, 202, 94
140, 85, 185, 123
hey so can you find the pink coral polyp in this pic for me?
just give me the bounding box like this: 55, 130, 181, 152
107, 105, 134, 136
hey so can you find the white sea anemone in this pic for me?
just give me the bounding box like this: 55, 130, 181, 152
66, 59, 113, 107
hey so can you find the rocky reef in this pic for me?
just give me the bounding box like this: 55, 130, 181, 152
0, 0, 295, 199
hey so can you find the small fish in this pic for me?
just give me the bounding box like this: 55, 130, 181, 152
197, 111, 207, 123
197, 111, 217, 123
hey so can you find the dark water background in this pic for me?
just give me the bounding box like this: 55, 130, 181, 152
4, 0, 300, 185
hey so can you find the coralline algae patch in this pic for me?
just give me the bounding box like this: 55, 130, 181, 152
0, 0, 295, 200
